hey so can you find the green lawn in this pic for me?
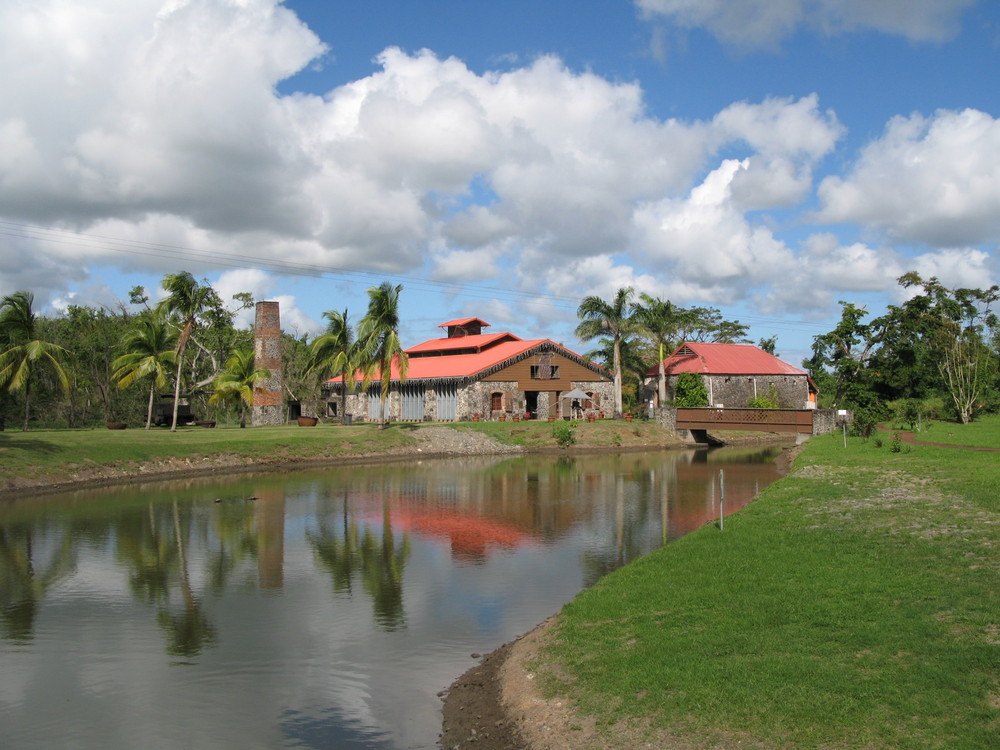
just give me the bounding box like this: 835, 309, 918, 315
536, 421, 1000, 748
0, 418, 681, 490
905, 413, 1000, 449
0, 422, 417, 487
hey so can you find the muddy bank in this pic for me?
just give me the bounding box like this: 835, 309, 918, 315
440, 441, 800, 750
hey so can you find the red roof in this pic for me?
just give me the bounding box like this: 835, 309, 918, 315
328, 318, 608, 385
330, 337, 605, 383
438, 317, 490, 329
408, 332, 520, 355
648, 342, 806, 378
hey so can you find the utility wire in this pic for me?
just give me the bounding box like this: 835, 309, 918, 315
1, 218, 833, 337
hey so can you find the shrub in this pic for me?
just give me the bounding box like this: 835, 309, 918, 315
552, 420, 577, 448
850, 401, 888, 440
674, 372, 709, 407
748, 385, 782, 409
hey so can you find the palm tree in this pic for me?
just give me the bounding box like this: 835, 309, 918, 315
308, 308, 358, 425
156, 272, 214, 432
576, 287, 636, 418
634, 293, 680, 407
358, 282, 409, 429
584, 335, 646, 414
0, 290, 71, 431
208, 345, 268, 428
112, 315, 178, 429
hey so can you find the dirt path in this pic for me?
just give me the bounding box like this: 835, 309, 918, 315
878, 424, 1000, 452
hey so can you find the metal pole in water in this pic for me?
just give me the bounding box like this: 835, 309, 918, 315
719, 469, 725, 531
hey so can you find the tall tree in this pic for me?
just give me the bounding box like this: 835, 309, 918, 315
0, 290, 71, 431
805, 301, 887, 409
897, 273, 999, 423
308, 308, 358, 425
634, 293, 679, 406
112, 315, 178, 429
156, 272, 215, 432
583, 335, 646, 414
576, 287, 635, 418
358, 282, 409, 429
208, 345, 269, 428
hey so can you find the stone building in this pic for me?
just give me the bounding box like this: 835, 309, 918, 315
644, 342, 817, 409
326, 318, 612, 422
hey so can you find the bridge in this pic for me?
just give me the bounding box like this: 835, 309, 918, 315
672, 407, 845, 444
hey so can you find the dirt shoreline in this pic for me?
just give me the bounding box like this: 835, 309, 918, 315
440, 440, 800, 750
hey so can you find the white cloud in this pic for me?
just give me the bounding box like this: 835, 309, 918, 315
816, 108, 1000, 246
802, 233, 904, 291
633, 160, 797, 299
908, 247, 996, 291
635, 0, 978, 50
0, 0, 849, 311
8, 0, 989, 354
212, 269, 321, 334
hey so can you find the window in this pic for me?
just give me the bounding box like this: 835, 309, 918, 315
530, 365, 560, 379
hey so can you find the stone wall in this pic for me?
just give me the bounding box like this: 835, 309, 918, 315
332, 379, 613, 422
663, 373, 811, 409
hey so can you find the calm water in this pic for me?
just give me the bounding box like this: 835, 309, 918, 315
0, 446, 783, 749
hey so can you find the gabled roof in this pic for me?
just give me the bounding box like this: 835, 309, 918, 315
329, 329, 608, 385
408, 331, 521, 356
647, 342, 806, 378
438, 317, 490, 329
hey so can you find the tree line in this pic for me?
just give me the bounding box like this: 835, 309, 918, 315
4, 271, 994, 432
0, 275, 755, 430
804, 273, 999, 428
0, 274, 410, 431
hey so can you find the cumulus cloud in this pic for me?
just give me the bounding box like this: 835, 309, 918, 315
633, 160, 798, 302
635, 0, 978, 50
908, 247, 996, 291
212, 269, 321, 334
5, 0, 992, 350
801, 233, 905, 292
816, 108, 1000, 246
0, 0, 853, 315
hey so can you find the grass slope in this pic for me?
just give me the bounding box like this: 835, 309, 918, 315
0, 419, 682, 491
538, 423, 1000, 748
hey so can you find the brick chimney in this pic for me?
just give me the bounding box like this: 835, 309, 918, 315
252, 301, 284, 426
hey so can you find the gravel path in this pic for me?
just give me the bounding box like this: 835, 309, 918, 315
411, 427, 525, 456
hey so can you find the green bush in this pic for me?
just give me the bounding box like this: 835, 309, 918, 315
674, 372, 709, 407
748, 385, 782, 409
850, 401, 888, 439
552, 420, 577, 448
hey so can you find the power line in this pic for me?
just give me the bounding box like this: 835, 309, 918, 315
0, 218, 834, 337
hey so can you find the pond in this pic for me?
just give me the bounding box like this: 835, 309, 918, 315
0, 445, 784, 749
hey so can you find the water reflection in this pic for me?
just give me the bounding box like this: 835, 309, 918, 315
0, 445, 785, 750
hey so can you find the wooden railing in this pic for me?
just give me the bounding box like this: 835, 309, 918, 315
676, 407, 815, 434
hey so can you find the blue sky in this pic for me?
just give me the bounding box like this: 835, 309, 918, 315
1, 0, 999, 368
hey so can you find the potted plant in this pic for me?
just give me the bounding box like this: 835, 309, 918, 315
523, 412, 531, 421
297, 415, 319, 426
472, 412, 480, 422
